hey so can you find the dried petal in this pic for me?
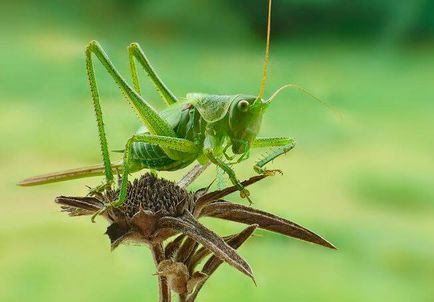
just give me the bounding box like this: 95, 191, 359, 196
175, 237, 199, 264
194, 175, 268, 215
188, 224, 258, 273
187, 224, 258, 302
130, 209, 158, 238
165, 234, 186, 259
201, 202, 336, 249
201, 224, 257, 276
105, 223, 135, 250
55, 196, 103, 216
157, 212, 254, 281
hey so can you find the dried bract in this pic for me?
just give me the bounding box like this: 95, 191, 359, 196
156, 260, 207, 295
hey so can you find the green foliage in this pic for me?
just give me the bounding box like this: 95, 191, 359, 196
3, 0, 434, 44
351, 171, 434, 210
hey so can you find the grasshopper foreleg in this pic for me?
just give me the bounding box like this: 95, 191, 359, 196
252, 137, 296, 175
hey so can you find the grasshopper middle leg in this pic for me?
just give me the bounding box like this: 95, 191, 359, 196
205, 150, 252, 204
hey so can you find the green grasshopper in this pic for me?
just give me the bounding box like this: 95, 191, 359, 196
19, 0, 309, 206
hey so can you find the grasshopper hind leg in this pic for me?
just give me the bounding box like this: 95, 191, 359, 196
83, 40, 183, 214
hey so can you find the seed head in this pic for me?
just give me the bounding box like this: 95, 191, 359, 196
56, 172, 335, 294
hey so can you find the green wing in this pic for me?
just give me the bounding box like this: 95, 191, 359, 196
18, 161, 123, 186
186, 93, 235, 123
136, 104, 183, 134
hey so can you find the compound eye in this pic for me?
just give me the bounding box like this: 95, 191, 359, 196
237, 100, 249, 112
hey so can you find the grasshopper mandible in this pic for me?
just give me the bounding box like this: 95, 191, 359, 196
19, 0, 313, 205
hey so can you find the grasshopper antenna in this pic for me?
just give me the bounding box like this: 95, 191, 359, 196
257, 0, 272, 99
265, 84, 343, 120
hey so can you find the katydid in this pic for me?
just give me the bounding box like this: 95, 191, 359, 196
19, 0, 318, 206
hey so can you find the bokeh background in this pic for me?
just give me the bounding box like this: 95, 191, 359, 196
1, 0, 433, 301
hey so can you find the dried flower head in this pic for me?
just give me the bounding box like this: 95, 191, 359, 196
56, 173, 335, 301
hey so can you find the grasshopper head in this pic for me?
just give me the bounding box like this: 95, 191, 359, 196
227, 95, 265, 154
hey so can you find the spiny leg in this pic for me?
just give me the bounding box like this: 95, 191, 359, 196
85, 43, 115, 188
85, 41, 181, 161
128, 42, 178, 106
125, 42, 179, 179
205, 150, 252, 204
252, 136, 295, 175
114, 134, 199, 207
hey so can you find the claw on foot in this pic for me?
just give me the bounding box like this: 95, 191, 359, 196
239, 188, 253, 205
254, 166, 283, 176
240, 188, 250, 198
262, 169, 283, 176
90, 205, 110, 223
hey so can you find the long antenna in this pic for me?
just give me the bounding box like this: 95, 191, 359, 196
258, 0, 272, 99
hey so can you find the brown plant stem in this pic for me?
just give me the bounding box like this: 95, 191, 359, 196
151, 243, 171, 302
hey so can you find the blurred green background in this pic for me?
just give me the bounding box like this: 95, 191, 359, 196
1, 0, 433, 301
